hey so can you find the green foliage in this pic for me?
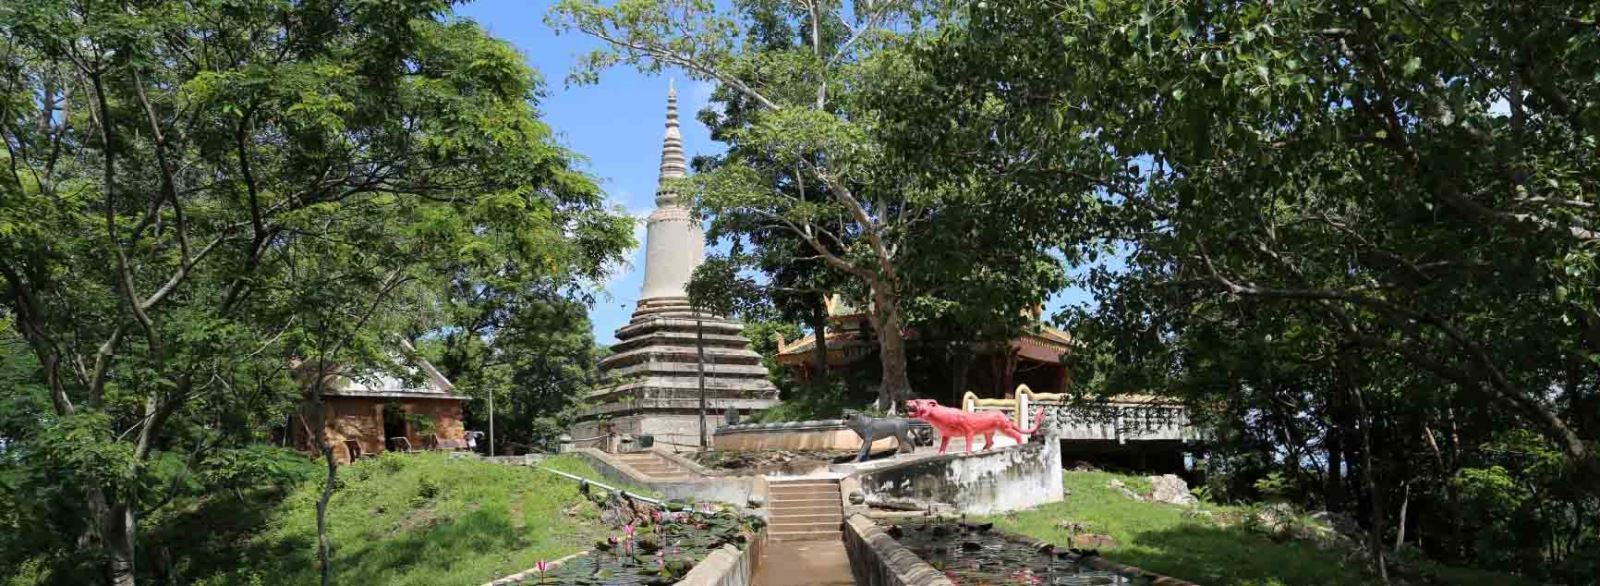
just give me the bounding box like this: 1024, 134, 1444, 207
188, 453, 607, 586
1252, 473, 1292, 504
551, 0, 1075, 407
429, 296, 607, 455
992, 471, 1528, 586
198, 446, 319, 498
0, 0, 631, 579
914, 0, 1600, 580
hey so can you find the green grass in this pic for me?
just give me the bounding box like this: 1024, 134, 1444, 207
986, 471, 1528, 586
190, 453, 609, 586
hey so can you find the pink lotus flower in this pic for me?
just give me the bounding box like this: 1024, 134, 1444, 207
624, 523, 636, 538
533, 560, 549, 584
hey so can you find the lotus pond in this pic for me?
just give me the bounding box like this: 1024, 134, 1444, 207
508, 494, 762, 585
889, 520, 1147, 585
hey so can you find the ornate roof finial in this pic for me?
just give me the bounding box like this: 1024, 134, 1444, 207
657, 79, 688, 200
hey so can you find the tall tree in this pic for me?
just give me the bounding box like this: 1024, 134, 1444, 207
0, 0, 631, 582
549, 0, 1081, 408
910, 0, 1599, 579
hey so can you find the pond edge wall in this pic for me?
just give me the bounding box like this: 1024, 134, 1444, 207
675, 527, 767, 586
844, 440, 1063, 515
843, 514, 956, 586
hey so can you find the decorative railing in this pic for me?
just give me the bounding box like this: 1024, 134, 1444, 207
962, 385, 1195, 443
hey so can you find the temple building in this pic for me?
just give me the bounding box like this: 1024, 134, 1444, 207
570, 83, 779, 451
774, 296, 1076, 399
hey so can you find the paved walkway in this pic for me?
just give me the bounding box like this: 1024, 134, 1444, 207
752, 539, 855, 586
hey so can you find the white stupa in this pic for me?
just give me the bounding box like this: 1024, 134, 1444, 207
571, 82, 779, 451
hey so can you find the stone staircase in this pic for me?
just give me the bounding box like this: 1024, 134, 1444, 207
614, 451, 698, 481
766, 478, 843, 542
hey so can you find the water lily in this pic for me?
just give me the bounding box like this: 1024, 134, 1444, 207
533, 560, 549, 584
1010, 568, 1042, 585
624, 522, 636, 538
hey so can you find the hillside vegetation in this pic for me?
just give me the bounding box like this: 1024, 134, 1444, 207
989, 471, 1529, 586
177, 453, 607, 586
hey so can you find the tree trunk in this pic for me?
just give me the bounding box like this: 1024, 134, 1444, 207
949, 345, 972, 407
1349, 383, 1389, 584
870, 284, 911, 411
1394, 481, 1409, 552
316, 443, 336, 586
106, 504, 136, 586
808, 298, 829, 385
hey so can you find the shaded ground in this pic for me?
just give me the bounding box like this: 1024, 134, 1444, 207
986, 470, 1533, 586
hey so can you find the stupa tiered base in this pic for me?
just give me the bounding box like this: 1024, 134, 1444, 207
573, 297, 779, 451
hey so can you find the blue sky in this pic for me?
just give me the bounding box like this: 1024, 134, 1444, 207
457, 0, 723, 344
457, 0, 1097, 344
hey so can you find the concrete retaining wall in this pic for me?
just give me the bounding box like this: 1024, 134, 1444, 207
675, 529, 766, 586
573, 448, 769, 511
843, 515, 954, 586
847, 440, 1063, 515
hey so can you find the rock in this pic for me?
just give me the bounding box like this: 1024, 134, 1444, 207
1310, 510, 1362, 538
1147, 474, 1197, 505
1181, 507, 1215, 522
747, 495, 765, 509
1107, 479, 1144, 502
1250, 502, 1298, 537
886, 525, 903, 539
961, 541, 983, 552
848, 490, 865, 505
1072, 533, 1118, 549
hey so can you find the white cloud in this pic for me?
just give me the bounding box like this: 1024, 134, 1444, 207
599, 203, 651, 297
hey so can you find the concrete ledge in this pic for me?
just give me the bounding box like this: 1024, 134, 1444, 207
842, 440, 1063, 515
484, 550, 587, 585
675, 528, 766, 586
843, 515, 955, 586
713, 420, 920, 453
653, 447, 718, 477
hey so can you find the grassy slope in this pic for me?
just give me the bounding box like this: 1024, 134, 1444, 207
194, 453, 612, 586
988, 471, 1523, 586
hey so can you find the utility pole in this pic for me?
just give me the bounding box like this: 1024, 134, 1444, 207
697, 316, 708, 449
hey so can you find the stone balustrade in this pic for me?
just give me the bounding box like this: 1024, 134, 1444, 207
962, 385, 1197, 444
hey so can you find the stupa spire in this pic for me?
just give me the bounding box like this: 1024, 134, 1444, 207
657, 79, 688, 203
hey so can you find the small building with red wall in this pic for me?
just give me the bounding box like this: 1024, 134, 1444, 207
290, 355, 469, 465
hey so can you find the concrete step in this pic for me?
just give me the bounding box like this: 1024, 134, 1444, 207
770, 520, 842, 532
630, 464, 683, 472
769, 529, 843, 542
768, 480, 839, 488
769, 497, 840, 506
769, 486, 839, 497
771, 512, 843, 523
767, 504, 841, 515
